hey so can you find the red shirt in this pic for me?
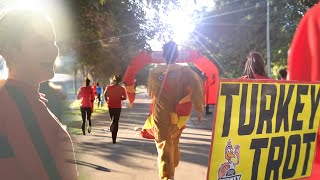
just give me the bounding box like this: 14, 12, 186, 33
0, 79, 77, 179
106, 84, 126, 108
92, 85, 97, 94
77, 86, 95, 108
288, 3, 320, 82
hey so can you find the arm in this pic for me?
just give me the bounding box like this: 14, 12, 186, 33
104, 87, 108, 102
90, 89, 95, 102
234, 144, 240, 165
76, 88, 81, 100
121, 87, 127, 100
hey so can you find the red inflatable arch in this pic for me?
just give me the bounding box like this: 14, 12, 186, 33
123, 50, 219, 107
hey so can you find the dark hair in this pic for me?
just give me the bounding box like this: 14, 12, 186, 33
278, 68, 287, 79
96, 82, 99, 86
162, 41, 178, 64
242, 51, 268, 79
113, 74, 122, 84
85, 78, 90, 86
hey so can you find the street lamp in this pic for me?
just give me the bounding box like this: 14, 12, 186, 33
266, 0, 271, 76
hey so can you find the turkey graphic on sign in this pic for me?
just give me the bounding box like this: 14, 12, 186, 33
218, 139, 242, 180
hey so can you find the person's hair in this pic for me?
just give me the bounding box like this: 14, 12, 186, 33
85, 78, 90, 86
162, 41, 178, 64
96, 82, 99, 86
113, 74, 122, 84
0, 10, 52, 53
242, 51, 268, 79
278, 68, 287, 79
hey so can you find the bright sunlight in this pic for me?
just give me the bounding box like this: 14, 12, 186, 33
146, 0, 215, 50
0, 57, 8, 80
0, 0, 50, 80
5, 0, 46, 11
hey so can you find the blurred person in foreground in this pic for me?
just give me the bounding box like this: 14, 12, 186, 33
287, 3, 320, 82
287, 2, 320, 179
0, 9, 77, 179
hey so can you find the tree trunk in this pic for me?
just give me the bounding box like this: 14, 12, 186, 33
73, 65, 77, 95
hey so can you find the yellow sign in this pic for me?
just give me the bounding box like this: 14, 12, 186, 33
207, 81, 320, 180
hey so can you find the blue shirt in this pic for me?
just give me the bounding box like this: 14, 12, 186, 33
96, 86, 103, 94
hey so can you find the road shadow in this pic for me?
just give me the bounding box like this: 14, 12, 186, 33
71, 160, 111, 172
71, 100, 214, 172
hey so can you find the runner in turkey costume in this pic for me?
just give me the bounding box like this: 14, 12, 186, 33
141, 41, 204, 180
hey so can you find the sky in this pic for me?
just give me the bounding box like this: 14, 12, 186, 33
0, 57, 8, 80
145, 0, 215, 50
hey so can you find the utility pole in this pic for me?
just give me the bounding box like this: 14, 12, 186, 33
266, 0, 271, 76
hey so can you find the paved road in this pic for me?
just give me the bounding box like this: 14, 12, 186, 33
71, 92, 215, 180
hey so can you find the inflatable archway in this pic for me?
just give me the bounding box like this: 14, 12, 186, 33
123, 50, 219, 107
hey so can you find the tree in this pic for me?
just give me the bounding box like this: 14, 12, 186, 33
73, 0, 319, 83
72, 0, 164, 87
193, 0, 318, 78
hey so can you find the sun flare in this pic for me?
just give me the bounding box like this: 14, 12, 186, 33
146, 0, 215, 50
0, 57, 8, 80
166, 11, 196, 44
5, 0, 46, 11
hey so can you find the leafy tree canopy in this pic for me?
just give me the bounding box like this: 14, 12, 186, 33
193, 0, 318, 78
73, 0, 318, 83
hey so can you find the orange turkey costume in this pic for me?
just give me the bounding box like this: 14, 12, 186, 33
141, 64, 204, 179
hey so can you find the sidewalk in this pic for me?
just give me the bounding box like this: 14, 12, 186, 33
71, 92, 215, 180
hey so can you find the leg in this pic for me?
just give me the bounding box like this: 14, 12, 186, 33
97, 94, 101, 107
206, 104, 212, 115
108, 108, 114, 121
153, 125, 175, 179
172, 131, 182, 168
80, 107, 86, 135
86, 107, 92, 133
109, 108, 115, 134
153, 112, 175, 179
155, 137, 175, 179
111, 108, 121, 143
